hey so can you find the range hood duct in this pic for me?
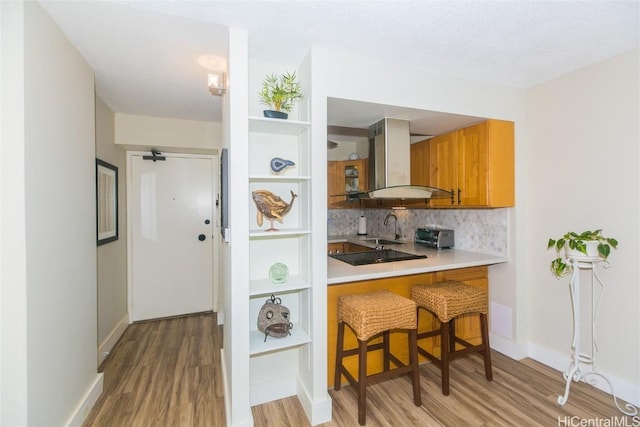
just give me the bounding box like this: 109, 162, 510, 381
367, 118, 445, 199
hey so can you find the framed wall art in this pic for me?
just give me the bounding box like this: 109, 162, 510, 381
96, 158, 118, 245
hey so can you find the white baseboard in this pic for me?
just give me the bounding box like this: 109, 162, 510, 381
220, 349, 232, 427
489, 332, 529, 360
250, 375, 298, 406
217, 312, 224, 325
296, 377, 332, 426
220, 349, 253, 427
528, 343, 640, 408
252, 375, 333, 424
98, 313, 129, 366
65, 373, 103, 427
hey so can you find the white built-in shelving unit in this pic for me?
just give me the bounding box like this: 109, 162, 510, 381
247, 113, 315, 404
223, 52, 330, 424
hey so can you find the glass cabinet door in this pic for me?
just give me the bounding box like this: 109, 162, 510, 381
344, 165, 360, 193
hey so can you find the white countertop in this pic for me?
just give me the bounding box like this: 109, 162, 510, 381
327, 235, 508, 285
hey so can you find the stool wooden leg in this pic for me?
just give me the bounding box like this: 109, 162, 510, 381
358, 339, 367, 425
449, 319, 456, 352
382, 330, 390, 372
334, 322, 345, 390
408, 329, 422, 406
441, 320, 450, 396
480, 313, 493, 381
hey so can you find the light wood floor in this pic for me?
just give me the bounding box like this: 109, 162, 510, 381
85, 312, 636, 426
83, 312, 225, 427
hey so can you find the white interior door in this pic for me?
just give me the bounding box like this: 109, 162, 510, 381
130, 153, 215, 321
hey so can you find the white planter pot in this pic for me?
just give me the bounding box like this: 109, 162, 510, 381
564, 241, 602, 261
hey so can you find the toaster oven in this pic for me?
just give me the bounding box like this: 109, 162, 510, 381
414, 228, 454, 249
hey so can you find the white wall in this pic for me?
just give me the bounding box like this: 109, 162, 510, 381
95, 97, 128, 366
527, 49, 639, 403
1, 2, 101, 424
115, 113, 222, 153
326, 140, 368, 161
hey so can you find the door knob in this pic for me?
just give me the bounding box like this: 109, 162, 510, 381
198, 234, 206, 241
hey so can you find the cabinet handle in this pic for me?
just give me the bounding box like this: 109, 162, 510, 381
457, 188, 462, 205
450, 188, 455, 205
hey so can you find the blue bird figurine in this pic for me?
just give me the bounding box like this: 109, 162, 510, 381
270, 157, 295, 174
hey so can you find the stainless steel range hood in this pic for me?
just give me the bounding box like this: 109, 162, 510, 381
367, 118, 448, 199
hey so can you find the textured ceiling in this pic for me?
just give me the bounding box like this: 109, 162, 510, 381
41, 1, 229, 122
41, 0, 639, 128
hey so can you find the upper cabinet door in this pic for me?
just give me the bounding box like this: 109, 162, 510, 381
428, 131, 458, 207
425, 119, 514, 208
457, 122, 489, 206
410, 139, 430, 187
327, 160, 344, 207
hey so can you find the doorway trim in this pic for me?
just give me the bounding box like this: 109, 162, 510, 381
125, 151, 220, 321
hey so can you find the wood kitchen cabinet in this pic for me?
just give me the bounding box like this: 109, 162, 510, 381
327, 266, 488, 386
410, 138, 430, 187
386, 138, 433, 209
327, 161, 343, 207
344, 242, 372, 252
328, 242, 373, 254
428, 119, 514, 208
327, 159, 368, 208
328, 242, 344, 254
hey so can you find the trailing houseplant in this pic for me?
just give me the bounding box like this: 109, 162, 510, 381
259, 71, 303, 119
547, 229, 618, 278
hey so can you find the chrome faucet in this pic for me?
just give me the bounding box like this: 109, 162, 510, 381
383, 212, 400, 241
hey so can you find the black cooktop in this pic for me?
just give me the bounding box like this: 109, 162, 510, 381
329, 249, 427, 266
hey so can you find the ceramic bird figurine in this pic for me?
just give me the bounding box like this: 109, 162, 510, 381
252, 189, 298, 231
270, 157, 296, 174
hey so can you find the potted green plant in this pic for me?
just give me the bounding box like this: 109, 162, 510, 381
259, 71, 303, 119
547, 229, 618, 278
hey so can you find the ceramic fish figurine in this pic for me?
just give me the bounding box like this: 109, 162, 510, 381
252, 190, 298, 231
270, 157, 296, 174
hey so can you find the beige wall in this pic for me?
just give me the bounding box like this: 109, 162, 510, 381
527, 49, 639, 401
95, 97, 128, 364
1, 1, 100, 424
115, 113, 222, 153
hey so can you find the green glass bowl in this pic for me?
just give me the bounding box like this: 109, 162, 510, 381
269, 263, 289, 284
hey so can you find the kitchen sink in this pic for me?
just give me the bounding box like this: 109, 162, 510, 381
329, 249, 426, 266
361, 237, 402, 245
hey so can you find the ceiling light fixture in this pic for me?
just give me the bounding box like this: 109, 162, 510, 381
208, 72, 226, 96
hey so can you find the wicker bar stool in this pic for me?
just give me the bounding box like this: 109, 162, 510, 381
412, 280, 492, 396
334, 290, 421, 425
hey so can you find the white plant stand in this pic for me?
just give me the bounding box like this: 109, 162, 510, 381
557, 256, 638, 416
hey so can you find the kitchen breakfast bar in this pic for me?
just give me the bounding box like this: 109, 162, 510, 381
327, 236, 508, 387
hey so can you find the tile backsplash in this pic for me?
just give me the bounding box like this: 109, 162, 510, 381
328, 208, 509, 256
